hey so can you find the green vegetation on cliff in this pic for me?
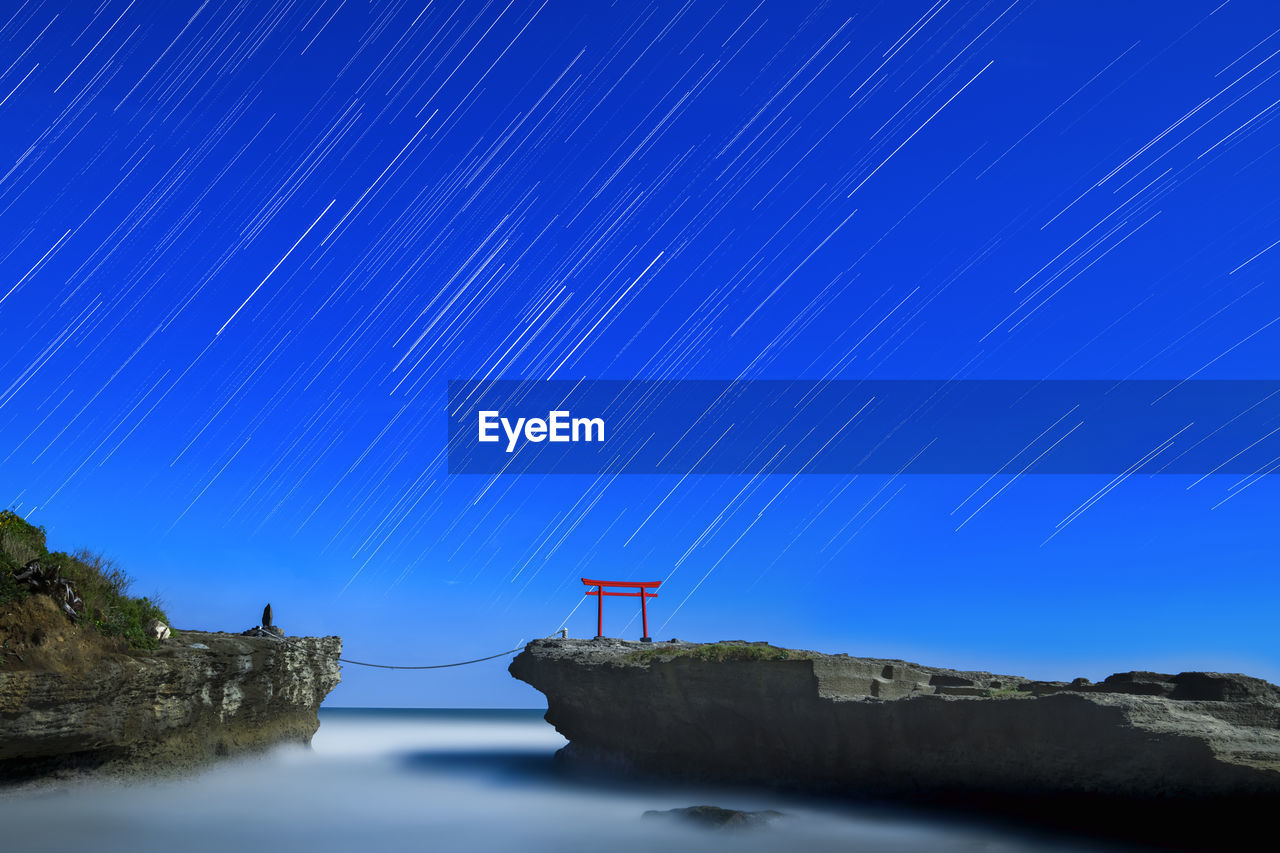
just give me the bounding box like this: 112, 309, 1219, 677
0, 510, 168, 651
626, 641, 811, 664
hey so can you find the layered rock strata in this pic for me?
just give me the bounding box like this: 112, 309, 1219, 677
511, 638, 1280, 848
0, 628, 341, 780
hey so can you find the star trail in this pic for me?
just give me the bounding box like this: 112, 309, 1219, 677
1, 0, 1278, 704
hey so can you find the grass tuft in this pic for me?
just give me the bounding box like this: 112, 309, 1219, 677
1, 509, 168, 650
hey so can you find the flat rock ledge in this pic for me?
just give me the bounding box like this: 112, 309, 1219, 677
0, 630, 341, 782
510, 638, 1280, 849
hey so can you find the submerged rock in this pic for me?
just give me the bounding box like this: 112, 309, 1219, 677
642, 805, 786, 830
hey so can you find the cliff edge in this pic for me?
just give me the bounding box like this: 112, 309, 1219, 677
511, 638, 1280, 848
0, 596, 342, 782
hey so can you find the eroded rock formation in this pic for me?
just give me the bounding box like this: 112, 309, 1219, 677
511, 638, 1280, 848
0, 602, 341, 781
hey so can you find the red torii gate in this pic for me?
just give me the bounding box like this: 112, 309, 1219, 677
582, 578, 661, 642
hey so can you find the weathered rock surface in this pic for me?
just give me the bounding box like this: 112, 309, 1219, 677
511, 639, 1280, 848
0, 626, 341, 781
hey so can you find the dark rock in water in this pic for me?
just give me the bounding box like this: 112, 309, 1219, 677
642, 805, 785, 830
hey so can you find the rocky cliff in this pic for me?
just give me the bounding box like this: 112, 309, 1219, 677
0, 597, 341, 781
511, 638, 1280, 848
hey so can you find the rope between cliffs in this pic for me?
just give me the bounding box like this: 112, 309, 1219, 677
260, 632, 538, 670
330, 646, 527, 670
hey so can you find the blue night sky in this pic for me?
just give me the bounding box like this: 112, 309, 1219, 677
2, 0, 1278, 707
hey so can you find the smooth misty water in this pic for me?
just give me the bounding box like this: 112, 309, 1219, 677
0, 708, 1121, 852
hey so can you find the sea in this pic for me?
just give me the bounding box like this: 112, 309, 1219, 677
0, 708, 1123, 852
